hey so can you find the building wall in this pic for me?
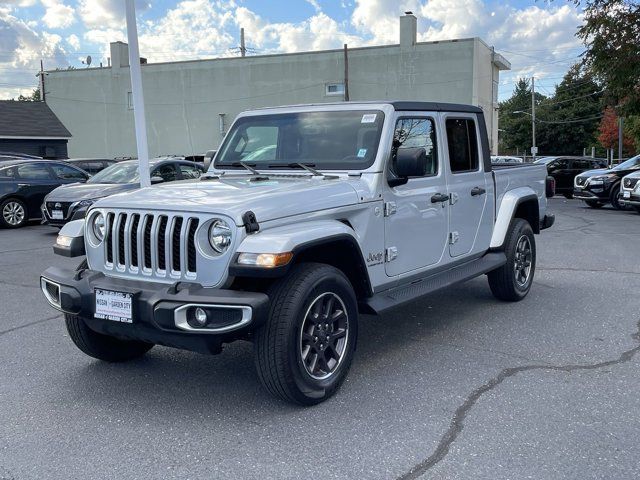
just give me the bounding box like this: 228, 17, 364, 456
45, 34, 507, 158
0, 138, 68, 159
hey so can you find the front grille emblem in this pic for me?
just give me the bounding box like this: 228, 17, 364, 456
55, 202, 62, 208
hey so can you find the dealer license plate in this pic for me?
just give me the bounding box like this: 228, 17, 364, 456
51, 210, 64, 220
95, 288, 133, 323
623, 191, 631, 199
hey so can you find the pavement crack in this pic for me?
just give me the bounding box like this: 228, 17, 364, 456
0, 314, 61, 337
0, 246, 50, 254
0, 278, 40, 289
396, 319, 640, 480
538, 266, 640, 276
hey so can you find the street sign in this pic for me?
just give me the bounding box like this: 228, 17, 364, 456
531, 146, 538, 155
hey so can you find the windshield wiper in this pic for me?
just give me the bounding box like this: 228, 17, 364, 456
214, 161, 269, 181
267, 163, 338, 180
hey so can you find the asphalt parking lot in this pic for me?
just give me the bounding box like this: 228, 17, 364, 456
1, 198, 639, 480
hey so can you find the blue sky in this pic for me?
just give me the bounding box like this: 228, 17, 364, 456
0, 0, 586, 99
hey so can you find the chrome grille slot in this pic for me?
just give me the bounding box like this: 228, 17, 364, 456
187, 218, 199, 273
157, 216, 168, 272
99, 210, 205, 282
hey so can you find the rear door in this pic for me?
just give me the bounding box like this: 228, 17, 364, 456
443, 116, 492, 258
383, 114, 449, 276
15, 162, 59, 218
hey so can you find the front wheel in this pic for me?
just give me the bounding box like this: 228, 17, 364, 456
488, 218, 536, 302
610, 185, 622, 210
65, 315, 154, 362
254, 263, 358, 405
563, 193, 573, 199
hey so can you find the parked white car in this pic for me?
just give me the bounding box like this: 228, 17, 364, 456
619, 171, 640, 213
491, 155, 524, 164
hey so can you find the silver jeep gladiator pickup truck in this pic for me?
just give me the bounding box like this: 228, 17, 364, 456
41, 101, 555, 405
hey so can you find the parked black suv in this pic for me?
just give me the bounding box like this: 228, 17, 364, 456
535, 156, 607, 198
0, 159, 89, 228
573, 154, 640, 209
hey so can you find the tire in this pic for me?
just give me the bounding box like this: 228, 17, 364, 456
254, 263, 358, 405
585, 200, 603, 209
563, 193, 573, 199
0, 197, 28, 228
65, 314, 154, 362
610, 184, 622, 210
634, 206, 640, 214
488, 218, 536, 302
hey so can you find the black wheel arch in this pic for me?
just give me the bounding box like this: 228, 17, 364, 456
512, 194, 540, 235
229, 234, 373, 301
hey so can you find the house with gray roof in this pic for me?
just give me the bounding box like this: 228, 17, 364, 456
0, 100, 71, 159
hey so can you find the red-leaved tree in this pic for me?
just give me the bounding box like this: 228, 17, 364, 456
598, 106, 635, 152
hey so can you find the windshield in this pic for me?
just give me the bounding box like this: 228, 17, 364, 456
215, 110, 385, 170
613, 154, 640, 171
534, 157, 557, 164
88, 162, 143, 184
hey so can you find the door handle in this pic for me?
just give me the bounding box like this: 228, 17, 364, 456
430, 193, 450, 203
470, 186, 486, 196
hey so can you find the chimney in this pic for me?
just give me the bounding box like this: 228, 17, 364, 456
400, 12, 417, 49
110, 41, 130, 71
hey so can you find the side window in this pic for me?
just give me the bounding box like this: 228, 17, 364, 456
573, 160, 590, 170
549, 159, 569, 172
51, 164, 87, 180
152, 164, 178, 182
0, 166, 16, 178
392, 117, 438, 176
179, 164, 202, 179
445, 118, 479, 173
16, 163, 52, 180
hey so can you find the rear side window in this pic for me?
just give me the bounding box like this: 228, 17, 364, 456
51, 164, 87, 180
0, 166, 16, 178
446, 119, 479, 173
392, 117, 438, 176
16, 163, 51, 180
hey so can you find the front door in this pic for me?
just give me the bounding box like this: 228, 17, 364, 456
443, 116, 491, 258
384, 115, 449, 277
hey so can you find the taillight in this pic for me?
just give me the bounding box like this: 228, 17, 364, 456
545, 176, 556, 198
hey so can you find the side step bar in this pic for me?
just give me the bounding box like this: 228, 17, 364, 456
364, 252, 507, 314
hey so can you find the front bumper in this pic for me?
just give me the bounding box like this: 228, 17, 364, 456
618, 192, 640, 207
41, 204, 88, 227
40, 266, 269, 354
573, 187, 608, 202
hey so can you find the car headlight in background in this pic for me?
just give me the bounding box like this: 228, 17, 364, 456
77, 199, 94, 208
92, 212, 106, 243
208, 219, 232, 253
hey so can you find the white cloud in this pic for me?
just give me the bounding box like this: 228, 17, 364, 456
78, 0, 150, 29
305, 0, 321, 13
41, 0, 76, 29
66, 33, 80, 49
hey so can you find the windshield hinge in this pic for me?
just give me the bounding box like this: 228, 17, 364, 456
384, 202, 397, 217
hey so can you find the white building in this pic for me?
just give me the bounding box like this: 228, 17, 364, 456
45, 14, 510, 158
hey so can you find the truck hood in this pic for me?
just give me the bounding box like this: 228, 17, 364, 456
46, 182, 139, 202
93, 175, 364, 225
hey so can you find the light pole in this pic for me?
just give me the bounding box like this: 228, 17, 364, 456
513, 110, 536, 162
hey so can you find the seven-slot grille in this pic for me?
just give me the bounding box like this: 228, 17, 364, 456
575, 176, 587, 187
104, 212, 199, 278
623, 177, 639, 189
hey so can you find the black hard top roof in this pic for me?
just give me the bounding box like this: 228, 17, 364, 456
389, 101, 483, 114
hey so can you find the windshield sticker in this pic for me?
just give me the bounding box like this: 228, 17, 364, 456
357, 148, 367, 158
361, 114, 377, 123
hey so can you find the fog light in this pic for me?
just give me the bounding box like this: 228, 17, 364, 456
195, 307, 208, 324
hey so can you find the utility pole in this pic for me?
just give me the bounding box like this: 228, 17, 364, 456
343, 44, 349, 102
125, 0, 151, 188
531, 76, 536, 161
39, 59, 46, 102
618, 117, 624, 161
240, 28, 246, 57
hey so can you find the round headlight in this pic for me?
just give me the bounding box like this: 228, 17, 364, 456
208, 219, 232, 253
92, 212, 106, 242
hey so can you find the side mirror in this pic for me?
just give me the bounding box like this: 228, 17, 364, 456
389, 148, 428, 187
151, 176, 164, 184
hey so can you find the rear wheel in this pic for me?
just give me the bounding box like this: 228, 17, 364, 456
585, 200, 603, 209
254, 263, 358, 405
634, 206, 640, 214
488, 218, 536, 302
0, 198, 28, 228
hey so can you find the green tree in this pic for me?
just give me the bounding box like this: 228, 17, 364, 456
535, 65, 604, 155
15, 87, 40, 102
577, 0, 640, 115
498, 78, 547, 155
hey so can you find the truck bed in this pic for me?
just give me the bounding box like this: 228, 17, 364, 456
492, 163, 548, 221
